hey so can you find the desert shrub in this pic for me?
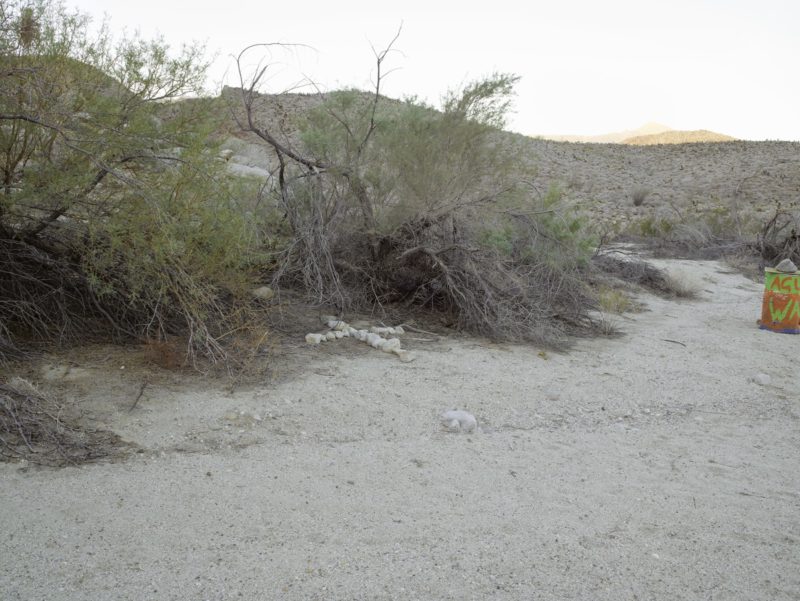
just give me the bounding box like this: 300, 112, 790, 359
0, 1, 264, 364
241, 66, 599, 347
629, 198, 792, 266
754, 209, 800, 267
635, 216, 675, 238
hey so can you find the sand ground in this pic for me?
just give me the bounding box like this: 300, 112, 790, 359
1, 257, 799, 600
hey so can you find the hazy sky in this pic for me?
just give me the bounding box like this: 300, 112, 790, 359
67, 0, 799, 140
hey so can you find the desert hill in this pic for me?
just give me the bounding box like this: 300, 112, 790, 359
622, 129, 736, 145
212, 88, 800, 232
539, 123, 736, 146
539, 122, 673, 144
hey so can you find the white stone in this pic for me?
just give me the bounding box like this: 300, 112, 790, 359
251, 286, 274, 300
440, 410, 477, 433
381, 338, 402, 352
227, 163, 270, 179
366, 333, 384, 348
750, 373, 771, 386
325, 331, 337, 341
394, 326, 405, 335
305, 333, 323, 344
327, 319, 348, 331
392, 349, 415, 363
370, 326, 394, 335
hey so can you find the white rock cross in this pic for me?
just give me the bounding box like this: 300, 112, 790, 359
304, 320, 414, 362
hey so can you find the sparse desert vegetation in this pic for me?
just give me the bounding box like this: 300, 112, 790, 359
2, 3, 800, 601
0, 0, 797, 380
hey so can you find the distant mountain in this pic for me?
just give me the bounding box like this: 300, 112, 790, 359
622, 129, 736, 145
538, 122, 673, 144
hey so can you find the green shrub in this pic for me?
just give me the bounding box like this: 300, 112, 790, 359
636, 216, 675, 238
245, 67, 600, 347
0, 0, 263, 364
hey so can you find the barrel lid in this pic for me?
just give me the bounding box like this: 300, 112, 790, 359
765, 268, 800, 275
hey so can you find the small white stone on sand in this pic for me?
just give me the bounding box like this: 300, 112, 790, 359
325, 331, 337, 341
440, 410, 477, 433
366, 333, 383, 347
251, 286, 274, 300
394, 326, 405, 335
334, 331, 345, 339
305, 333, 323, 345
750, 373, 771, 386
392, 349, 415, 363
544, 389, 561, 401
381, 338, 402, 352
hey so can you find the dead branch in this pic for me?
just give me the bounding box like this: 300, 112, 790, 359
0, 380, 129, 466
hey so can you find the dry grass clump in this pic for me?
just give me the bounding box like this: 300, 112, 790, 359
662, 269, 702, 299
0, 378, 129, 466
632, 187, 650, 207
592, 251, 698, 298
596, 287, 634, 314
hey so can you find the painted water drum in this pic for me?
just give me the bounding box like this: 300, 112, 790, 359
759, 268, 800, 334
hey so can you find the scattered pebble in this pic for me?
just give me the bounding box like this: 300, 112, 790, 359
750, 373, 771, 386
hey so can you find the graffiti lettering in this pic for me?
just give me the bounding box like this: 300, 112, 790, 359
767, 294, 800, 322
766, 273, 800, 293
760, 272, 800, 333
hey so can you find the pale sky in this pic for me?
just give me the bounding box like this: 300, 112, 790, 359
67, 0, 799, 141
